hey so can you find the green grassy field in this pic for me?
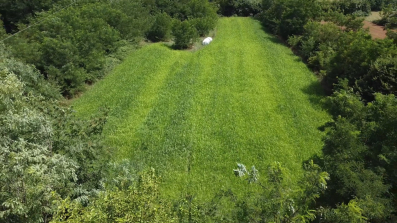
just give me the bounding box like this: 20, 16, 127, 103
73, 17, 330, 200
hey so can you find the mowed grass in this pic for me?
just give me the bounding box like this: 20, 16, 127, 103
73, 17, 330, 200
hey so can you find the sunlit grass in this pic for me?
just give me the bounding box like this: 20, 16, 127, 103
72, 17, 330, 201
365, 11, 382, 22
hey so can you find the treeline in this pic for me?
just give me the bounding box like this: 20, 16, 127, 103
0, 0, 63, 33
213, 0, 394, 18
259, 0, 397, 221
215, 0, 262, 16
50, 162, 332, 222
2, 0, 217, 97
0, 43, 110, 222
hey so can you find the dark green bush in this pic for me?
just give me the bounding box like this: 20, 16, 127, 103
188, 0, 218, 36
294, 22, 341, 71
146, 13, 172, 42
369, 0, 388, 10
386, 28, 397, 43
215, 0, 262, 16
319, 88, 396, 221
191, 17, 217, 37
6, 1, 149, 96
359, 53, 397, 97
290, 15, 397, 101
0, 44, 110, 222
172, 20, 198, 49
261, 0, 320, 39
335, 0, 371, 16
0, 0, 63, 32
325, 31, 387, 97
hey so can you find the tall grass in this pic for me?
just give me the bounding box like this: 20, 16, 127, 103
72, 17, 330, 201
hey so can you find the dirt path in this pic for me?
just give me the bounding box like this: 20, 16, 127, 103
363, 20, 387, 39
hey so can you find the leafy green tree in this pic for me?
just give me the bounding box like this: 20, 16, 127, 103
153, 0, 191, 20
261, 0, 320, 39
7, 1, 135, 96
326, 31, 378, 84
146, 12, 172, 42
0, 0, 62, 32
318, 86, 396, 221
288, 11, 397, 100
190, 17, 217, 37
358, 51, 397, 98
215, 0, 262, 16
188, 0, 218, 36
108, 0, 153, 40
319, 31, 397, 100
172, 20, 198, 49
321, 10, 365, 31
233, 161, 329, 222
318, 199, 368, 223
148, 0, 217, 38
51, 169, 174, 223
336, 0, 371, 16
0, 70, 78, 223
0, 43, 60, 99
0, 45, 110, 222
288, 21, 341, 74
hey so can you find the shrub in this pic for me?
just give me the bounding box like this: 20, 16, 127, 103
0, 0, 63, 32
261, 0, 320, 39
172, 20, 198, 49
146, 12, 172, 42
51, 169, 174, 223
0, 47, 110, 222
319, 89, 396, 221
335, 0, 371, 16
215, 0, 262, 16
191, 17, 217, 37
5, 1, 152, 97
386, 29, 397, 43
360, 53, 397, 97
188, 0, 218, 36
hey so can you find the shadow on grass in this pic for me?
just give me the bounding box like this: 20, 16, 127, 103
260, 26, 304, 64
260, 25, 288, 45
301, 80, 335, 133
161, 43, 175, 50
161, 42, 204, 52
301, 81, 326, 108
258, 24, 333, 112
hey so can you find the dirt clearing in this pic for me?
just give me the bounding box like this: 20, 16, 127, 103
363, 21, 387, 39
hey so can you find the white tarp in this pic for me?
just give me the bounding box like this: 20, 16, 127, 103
202, 37, 213, 45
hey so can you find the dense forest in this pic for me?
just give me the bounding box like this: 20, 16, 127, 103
1, 0, 397, 222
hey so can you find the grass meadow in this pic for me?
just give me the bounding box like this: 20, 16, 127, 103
72, 17, 330, 201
